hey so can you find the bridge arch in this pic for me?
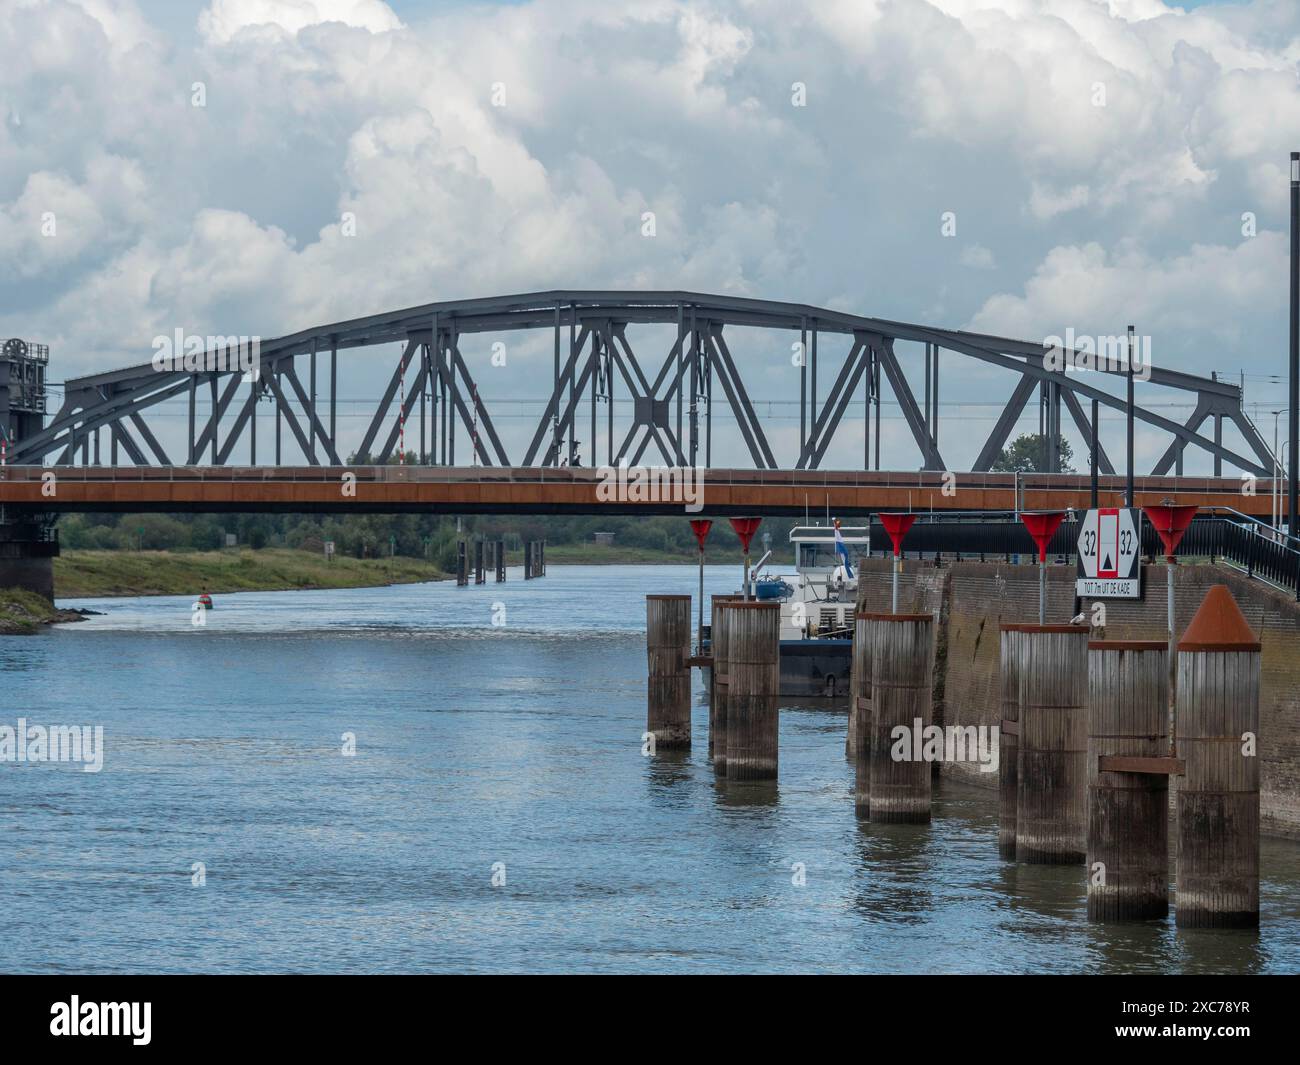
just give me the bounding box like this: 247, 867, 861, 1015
4, 290, 1273, 476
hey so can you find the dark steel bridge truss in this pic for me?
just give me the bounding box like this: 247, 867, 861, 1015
6, 290, 1275, 476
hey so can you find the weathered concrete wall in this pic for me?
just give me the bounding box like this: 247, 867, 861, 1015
0, 554, 53, 601
855, 557, 1300, 838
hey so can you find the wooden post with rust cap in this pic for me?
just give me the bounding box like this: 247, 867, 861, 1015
1175, 585, 1261, 928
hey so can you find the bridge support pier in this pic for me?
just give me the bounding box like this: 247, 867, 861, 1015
456, 540, 468, 586
474, 540, 485, 585
1016, 624, 1089, 864
864, 612, 934, 823
495, 540, 505, 582
0, 514, 59, 601
646, 595, 691, 750
1087, 641, 1170, 922
724, 601, 780, 781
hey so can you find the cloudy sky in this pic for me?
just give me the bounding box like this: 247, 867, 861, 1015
1, 0, 1297, 471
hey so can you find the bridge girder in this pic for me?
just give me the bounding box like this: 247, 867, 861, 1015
8, 290, 1273, 477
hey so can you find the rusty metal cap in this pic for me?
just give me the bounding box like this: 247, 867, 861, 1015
720, 600, 780, 610
1178, 584, 1261, 652
646, 594, 691, 600
1017, 623, 1089, 634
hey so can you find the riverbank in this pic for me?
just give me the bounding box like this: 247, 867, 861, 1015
12, 543, 785, 603
52, 549, 447, 599
540, 543, 792, 566
45, 544, 782, 598
0, 589, 87, 634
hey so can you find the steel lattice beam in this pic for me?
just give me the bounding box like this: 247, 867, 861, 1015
7, 290, 1272, 477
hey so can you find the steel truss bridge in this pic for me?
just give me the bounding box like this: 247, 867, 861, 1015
2, 290, 1277, 478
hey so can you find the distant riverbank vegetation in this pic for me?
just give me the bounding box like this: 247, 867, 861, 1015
54, 548, 445, 599
53, 512, 811, 571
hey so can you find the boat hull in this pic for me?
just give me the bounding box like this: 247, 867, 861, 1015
779, 639, 851, 697
702, 637, 851, 698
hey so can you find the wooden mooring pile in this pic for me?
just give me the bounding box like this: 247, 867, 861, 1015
645, 581, 1261, 929
996, 584, 1261, 927
456, 538, 508, 585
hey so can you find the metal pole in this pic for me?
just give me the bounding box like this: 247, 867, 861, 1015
743, 549, 751, 601
1038, 558, 1046, 625
698, 546, 705, 654
1090, 397, 1099, 508
1289, 151, 1298, 535
891, 554, 900, 613
1126, 324, 1136, 506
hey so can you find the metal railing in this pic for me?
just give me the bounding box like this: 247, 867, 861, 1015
868, 513, 1300, 600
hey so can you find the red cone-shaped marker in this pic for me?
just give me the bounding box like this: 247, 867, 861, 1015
689, 519, 713, 551
879, 513, 916, 558
728, 517, 761, 552
1020, 510, 1066, 563
1144, 504, 1198, 559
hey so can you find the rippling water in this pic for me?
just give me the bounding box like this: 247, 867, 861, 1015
1, 564, 1296, 973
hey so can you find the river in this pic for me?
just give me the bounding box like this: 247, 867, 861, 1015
1, 564, 1297, 973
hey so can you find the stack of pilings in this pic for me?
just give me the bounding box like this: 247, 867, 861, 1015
721, 602, 781, 781
495, 539, 506, 582
851, 612, 936, 822
523, 540, 546, 579
646, 594, 780, 780
474, 540, 486, 585
1086, 640, 1170, 922
1173, 585, 1260, 928
845, 611, 871, 761
997, 624, 1022, 859
646, 595, 692, 750
1016, 624, 1090, 864
995, 623, 1090, 862
993, 584, 1261, 928
455, 540, 468, 586
708, 594, 742, 774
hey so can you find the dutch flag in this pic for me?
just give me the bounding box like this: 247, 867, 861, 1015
833, 518, 853, 578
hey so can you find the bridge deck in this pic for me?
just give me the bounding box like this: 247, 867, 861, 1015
0, 466, 1276, 517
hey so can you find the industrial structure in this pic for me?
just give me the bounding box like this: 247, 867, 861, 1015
0, 292, 1275, 477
